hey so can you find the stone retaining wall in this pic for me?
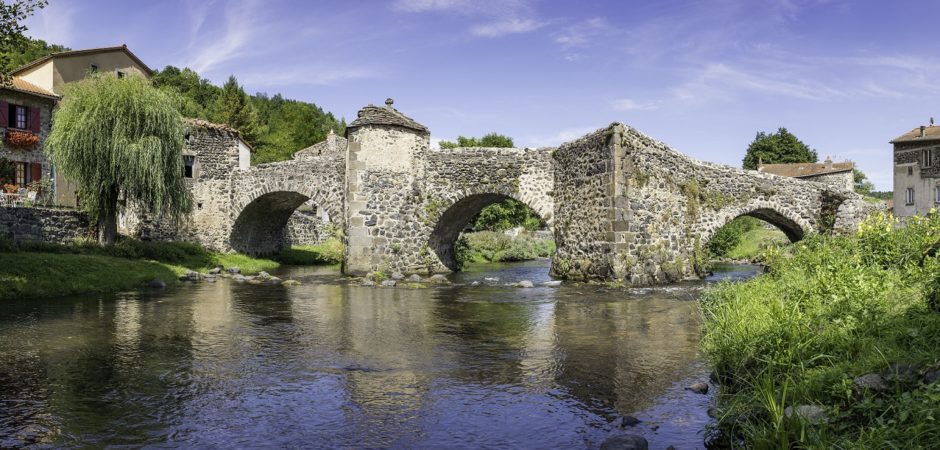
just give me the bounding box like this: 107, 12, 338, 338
0, 206, 89, 244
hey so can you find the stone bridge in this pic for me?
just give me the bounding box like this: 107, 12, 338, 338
142, 102, 878, 285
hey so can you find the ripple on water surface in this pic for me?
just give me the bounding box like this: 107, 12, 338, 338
0, 260, 760, 448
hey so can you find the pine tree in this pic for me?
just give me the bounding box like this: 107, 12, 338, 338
209, 75, 259, 145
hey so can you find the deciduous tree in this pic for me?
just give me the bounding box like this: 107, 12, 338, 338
45, 74, 191, 244
742, 127, 818, 170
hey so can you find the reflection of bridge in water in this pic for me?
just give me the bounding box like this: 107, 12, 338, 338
144, 100, 879, 285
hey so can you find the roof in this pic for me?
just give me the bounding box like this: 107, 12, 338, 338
295, 132, 347, 159
0, 75, 59, 99
759, 161, 854, 178
891, 125, 940, 144
9, 44, 154, 76
346, 101, 428, 134
184, 118, 254, 150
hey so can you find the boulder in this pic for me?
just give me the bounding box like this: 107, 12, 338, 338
268, 277, 283, 285
282, 279, 301, 286
407, 274, 423, 282
391, 272, 405, 280
783, 405, 827, 424
179, 270, 202, 282
620, 415, 641, 427
227, 267, 241, 274
543, 280, 562, 287
361, 279, 375, 287
884, 363, 919, 383
686, 382, 709, 395
516, 280, 534, 288
147, 279, 166, 289
257, 271, 271, 280
208, 267, 222, 275
600, 434, 648, 450
854, 373, 889, 393
381, 280, 397, 287
428, 274, 450, 284
233, 274, 247, 283
925, 369, 940, 385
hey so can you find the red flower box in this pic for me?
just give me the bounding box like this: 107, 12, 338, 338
5, 129, 40, 150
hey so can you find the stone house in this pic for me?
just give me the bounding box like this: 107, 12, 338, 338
891, 123, 940, 217
4, 44, 152, 206
757, 157, 855, 191
0, 76, 58, 198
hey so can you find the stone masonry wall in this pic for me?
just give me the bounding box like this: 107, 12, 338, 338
0, 206, 89, 244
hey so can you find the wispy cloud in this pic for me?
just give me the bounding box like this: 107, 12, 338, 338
184, 0, 267, 75
673, 63, 846, 102
472, 18, 545, 37
524, 126, 597, 148
393, 0, 543, 38
240, 67, 380, 87
610, 98, 659, 111
23, 2, 77, 46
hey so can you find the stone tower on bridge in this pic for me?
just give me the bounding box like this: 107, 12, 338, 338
135, 101, 880, 285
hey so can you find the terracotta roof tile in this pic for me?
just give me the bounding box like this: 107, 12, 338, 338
891, 125, 940, 143
347, 102, 428, 134
3, 76, 59, 98
759, 161, 854, 178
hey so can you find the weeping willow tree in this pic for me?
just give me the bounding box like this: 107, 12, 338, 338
45, 74, 191, 244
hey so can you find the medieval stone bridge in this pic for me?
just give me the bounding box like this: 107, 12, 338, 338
151, 102, 879, 285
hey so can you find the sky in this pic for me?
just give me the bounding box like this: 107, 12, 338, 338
22, 0, 940, 190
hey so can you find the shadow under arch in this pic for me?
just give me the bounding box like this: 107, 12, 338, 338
428, 193, 549, 272
230, 191, 310, 255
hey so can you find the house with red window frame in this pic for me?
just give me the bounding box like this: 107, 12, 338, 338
1, 44, 152, 206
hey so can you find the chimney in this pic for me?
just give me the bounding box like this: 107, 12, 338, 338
921, 125, 927, 137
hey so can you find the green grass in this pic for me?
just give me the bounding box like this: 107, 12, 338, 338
454, 231, 555, 267
0, 238, 280, 300
0, 252, 180, 300
725, 227, 789, 261
276, 238, 343, 265
700, 212, 940, 448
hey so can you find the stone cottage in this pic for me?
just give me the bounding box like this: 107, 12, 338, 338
757, 157, 855, 191
891, 123, 940, 217
5, 44, 153, 206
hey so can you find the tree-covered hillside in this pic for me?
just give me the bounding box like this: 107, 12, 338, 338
2, 36, 345, 165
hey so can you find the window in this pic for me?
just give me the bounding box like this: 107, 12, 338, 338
906, 188, 915, 205
909, 166, 914, 176
116, 70, 126, 78
7, 104, 27, 129
924, 149, 934, 168
14, 162, 26, 187
183, 155, 195, 178
935, 186, 940, 203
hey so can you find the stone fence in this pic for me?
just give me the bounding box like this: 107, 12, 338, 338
0, 206, 89, 245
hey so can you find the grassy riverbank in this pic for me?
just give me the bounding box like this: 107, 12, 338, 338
700, 212, 940, 448
0, 239, 280, 300
455, 231, 554, 267
276, 238, 344, 265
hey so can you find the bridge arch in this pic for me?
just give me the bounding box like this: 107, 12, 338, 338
230, 182, 341, 255
698, 200, 813, 248
427, 186, 553, 271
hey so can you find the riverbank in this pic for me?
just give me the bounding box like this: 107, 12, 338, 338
700, 212, 940, 448
0, 238, 348, 300
456, 230, 554, 266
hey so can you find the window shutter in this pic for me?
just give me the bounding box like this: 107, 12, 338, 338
30, 163, 43, 185
29, 107, 40, 132
0, 101, 7, 127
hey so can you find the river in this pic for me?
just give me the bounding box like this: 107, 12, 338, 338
0, 260, 759, 449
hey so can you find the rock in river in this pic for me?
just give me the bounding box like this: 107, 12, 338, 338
600, 434, 648, 450
686, 382, 709, 394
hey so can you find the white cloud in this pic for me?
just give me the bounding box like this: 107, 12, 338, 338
240, 67, 379, 87
184, 0, 266, 75
524, 126, 597, 148
610, 98, 658, 111
23, 2, 77, 47
471, 18, 545, 37
672, 63, 846, 102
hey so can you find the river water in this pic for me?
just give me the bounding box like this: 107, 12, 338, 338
0, 260, 758, 449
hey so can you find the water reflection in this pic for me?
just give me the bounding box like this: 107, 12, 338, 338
0, 261, 760, 448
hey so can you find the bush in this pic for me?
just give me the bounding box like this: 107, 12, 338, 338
707, 216, 760, 257
277, 238, 343, 265
455, 231, 554, 267
700, 211, 940, 448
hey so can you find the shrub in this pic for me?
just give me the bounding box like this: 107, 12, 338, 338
455, 231, 555, 267
707, 216, 760, 257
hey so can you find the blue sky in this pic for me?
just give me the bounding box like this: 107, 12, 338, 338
24, 0, 940, 190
